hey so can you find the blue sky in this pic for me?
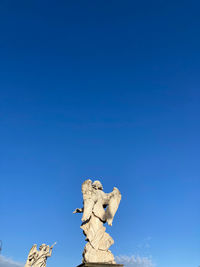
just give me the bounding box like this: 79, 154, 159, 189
0, 1, 200, 267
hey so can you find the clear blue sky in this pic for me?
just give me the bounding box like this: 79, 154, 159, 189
0, 1, 200, 267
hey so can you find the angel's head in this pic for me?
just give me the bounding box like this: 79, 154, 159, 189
92, 180, 103, 190
39, 244, 47, 251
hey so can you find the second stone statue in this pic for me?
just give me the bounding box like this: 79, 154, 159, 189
24, 242, 56, 267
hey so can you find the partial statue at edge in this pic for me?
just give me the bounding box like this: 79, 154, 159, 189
25, 242, 56, 267
73, 179, 121, 264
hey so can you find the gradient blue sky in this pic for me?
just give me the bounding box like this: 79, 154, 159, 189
0, 1, 200, 267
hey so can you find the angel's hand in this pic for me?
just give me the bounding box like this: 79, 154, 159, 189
50, 243, 56, 249
81, 214, 90, 222
73, 208, 83, 214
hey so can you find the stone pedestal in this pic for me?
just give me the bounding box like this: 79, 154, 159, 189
77, 263, 123, 267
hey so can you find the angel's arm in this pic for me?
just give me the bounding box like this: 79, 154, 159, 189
45, 246, 52, 257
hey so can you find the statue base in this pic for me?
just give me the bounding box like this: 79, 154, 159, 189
77, 263, 123, 267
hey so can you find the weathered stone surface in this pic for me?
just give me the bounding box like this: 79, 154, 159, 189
73, 179, 121, 264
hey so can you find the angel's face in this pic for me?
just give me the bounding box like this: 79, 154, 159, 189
39, 245, 46, 251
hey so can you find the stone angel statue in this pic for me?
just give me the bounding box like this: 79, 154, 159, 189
25, 242, 56, 267
73, 179, 121, 264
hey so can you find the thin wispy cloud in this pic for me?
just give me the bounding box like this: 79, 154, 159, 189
0, 255, 23, 267
116, 255, 155, 267
137, 237, 152, 250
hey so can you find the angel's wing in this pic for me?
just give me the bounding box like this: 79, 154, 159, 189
81, 179, 96, 222
105, 187, 121, 226
25, 244, 37, 266
28, 244, 37, 258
